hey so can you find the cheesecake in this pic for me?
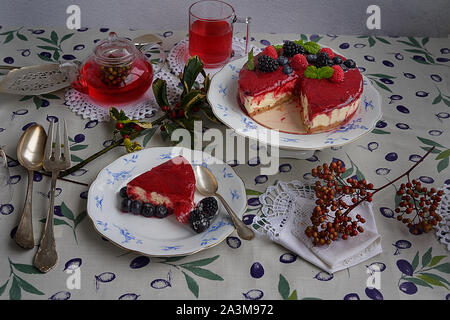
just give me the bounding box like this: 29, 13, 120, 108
126, 156, 196, 223
238, 41, 363, 133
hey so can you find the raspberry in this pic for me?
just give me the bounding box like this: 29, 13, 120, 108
320, 48, 335, 59
262, 45, 278, 59
330, 65, 344, 83
291, 54, 308, 70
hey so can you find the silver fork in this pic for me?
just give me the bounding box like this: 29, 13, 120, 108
33, 120, 71, 273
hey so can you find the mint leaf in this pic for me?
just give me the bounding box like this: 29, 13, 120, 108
246, 48, 254, 71
303, 41, 320, 54
304, 65, 318, 79
318, 66, 334, 79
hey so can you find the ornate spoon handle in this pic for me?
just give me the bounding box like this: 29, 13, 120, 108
15, 170, 35, 249
33, 171, 58, 273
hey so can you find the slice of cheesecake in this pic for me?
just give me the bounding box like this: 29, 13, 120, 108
126, 156, 196, 223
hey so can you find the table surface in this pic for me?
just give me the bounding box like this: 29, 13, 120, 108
0, 27, 449, 300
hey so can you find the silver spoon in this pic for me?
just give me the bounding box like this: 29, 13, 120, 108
193, 166, 255, 240
15, 124, 47, 249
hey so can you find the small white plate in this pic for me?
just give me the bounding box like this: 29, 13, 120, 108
87, 147, 247, 256
207, 56, 382, 150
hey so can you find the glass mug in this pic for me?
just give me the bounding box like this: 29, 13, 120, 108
0, 147, 12, 205
71, 32, 165, 104
189, 0, 251, 68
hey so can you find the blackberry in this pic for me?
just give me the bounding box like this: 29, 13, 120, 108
197, 197, 218, 220
189, 208, 210, 233
257, 55, 279, 72
155, 205, 169, 218
332, 56, 343, 65
282, 40, 304, 57
343, 59, 356, 69
314, 52, 330, 68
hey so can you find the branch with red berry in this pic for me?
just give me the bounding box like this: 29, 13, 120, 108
304, 146, 444, 246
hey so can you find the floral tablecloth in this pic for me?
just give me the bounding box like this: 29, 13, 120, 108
0, 27, 449, 300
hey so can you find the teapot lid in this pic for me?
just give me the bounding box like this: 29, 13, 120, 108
94, 32, 136, 65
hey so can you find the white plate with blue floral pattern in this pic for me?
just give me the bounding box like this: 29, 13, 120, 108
207, 56, 382, 150
87, 147, 246, 256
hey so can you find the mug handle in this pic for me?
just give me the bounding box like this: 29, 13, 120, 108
139, 43, 166, 74
234, 16, 252, 54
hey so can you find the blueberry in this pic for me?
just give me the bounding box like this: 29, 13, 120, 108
343, 59, 356, 68
141, 203, 155, 217
120, 198, 132, 213
119, 187, 128, 198
277, 56, 288, 65
340, 63, 348, 72
332, 56, 343, 65
130, 200, 143, 215
326, 58, 334, 67
306, 54, 317, 64
282, 64, 293, 75
154, 205, 168, 218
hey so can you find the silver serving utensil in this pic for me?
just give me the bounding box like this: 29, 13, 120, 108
15, 124, 47, 249
193, 165, 255, 240
33, 120, 71, 273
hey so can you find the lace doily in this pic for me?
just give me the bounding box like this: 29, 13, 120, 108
167, 37, 262, 82
64, 66, 182, 121
436, 185, 450, 251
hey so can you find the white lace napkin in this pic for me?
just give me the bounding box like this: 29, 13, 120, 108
436, 185, 450, 251
252, 180, 382, 274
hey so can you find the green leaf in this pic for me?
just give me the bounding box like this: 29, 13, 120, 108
9, 277, 21, 300
70, 144, 88, 151
371, 79, 392, 93
442, 98, 450, 107
182, 56, 204, 95
16, 32, 28, 41
420, 146, 441, 154
37, 53, 53, 62
60, 33, 75, 43
317, 66, 334, 79
422, 248, 433, 268
61, 202, 75, 221
417, 137, 446, 149
39, 217, 72, 227
419, 272, 450, 287
404, 48, 429, 55
182, 271, 199, 298
367, 73, 396, 79
180, 89, 205, 114
371, 128, 390, 134
302, 297, 322, 300
50, 31, 59, 44
11, 263, 41, 274
151, 79, 170, 108
431, 263, 450, 274
304, 65, 318, 79
41, 93, 60, 99
300, 34, 308, 42
14, 275, 44, 295
180, 255, 220, 268
4, 33, 14, 44
421, 37, 429, 46
37, 37, 57, 45
36, 45, 59, 51
246, 189, 263, 196
429, 256, 447, 267
33, 96, 43, 109
416, 274, 448, 289
368, 36, 376, 47
161, 256, 187, 263
397, 40, 420, 48
142, 127, 157, 147
53, 50, 60, 61
74, 211, 86, 228
303, 41, 320, 54
19, 95, 33, 101
432, 95, 442, 105
403, 277, 433, 288
71, 154, 84, 163
435, 149, 450, 160
278, 274, 290, 300
0, 281, 9, 296
375, 36, 391, 44
408, 37, 421, 48
246, 48, 255, 71
411, 251, 420, 271
183, 266, 223, 281
437, 157, 449, 173
288, 289, 298, 300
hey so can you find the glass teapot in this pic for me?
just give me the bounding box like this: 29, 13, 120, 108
71, 32, 165, 104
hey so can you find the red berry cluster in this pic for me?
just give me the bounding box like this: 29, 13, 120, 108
305, 161, 372, 246
395, 180, 443, 235
160, 103, 200, 121
115, 121, 142, 140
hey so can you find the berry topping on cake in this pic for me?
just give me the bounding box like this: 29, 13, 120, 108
332, 56, 343, 65
261, 45, 278, 59
314, 51, 330, 68
330, 65, 345, 83
291, 54, 308, 70
130, 200, 143, 215
343, 59, 356, 69
189, 208, 210, 233
319, 47, 335, 59
257, 55, 279, 72
282, 64, 293, 75
306, 54, 317, 64
277, 56, 289, 66
141, 203, 156, 217
282, 40, 305, 57
155, 205, 169, 218
120, 198, 132, 213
